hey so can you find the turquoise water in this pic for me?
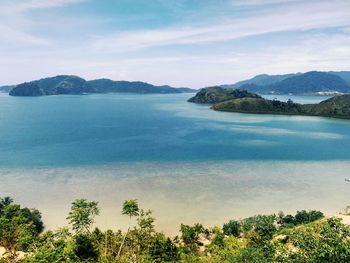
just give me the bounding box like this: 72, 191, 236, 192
0, 93, 349, 167
1, 93, 350, 233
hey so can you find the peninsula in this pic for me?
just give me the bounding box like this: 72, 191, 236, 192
189, 87, 350, 119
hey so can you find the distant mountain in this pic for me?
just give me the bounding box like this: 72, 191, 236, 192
266, 71, 350, 94
0, 85, 14, 93
222, 71, 350, 95
222, 73, 300, 89
187, 86, 261, 104
8, 75, 196, 96
329, 71, 350, 85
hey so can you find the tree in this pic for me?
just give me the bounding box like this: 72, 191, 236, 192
281, 214, 295, 227
251, 215, 277, 243
0, 197, 13, 214
223, 220, 241, 237
149, 236, 179, 262
295, 210, 324, 225
66, 199, 100, 234
135, 209, 156, 254
73, 233, 99, 261
0, 202, 43, 263
180, 223, 206, 253
116, 199, 140, 259
25, 228, 78, 263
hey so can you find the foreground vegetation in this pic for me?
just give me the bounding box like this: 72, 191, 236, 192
1, 197, 350, 262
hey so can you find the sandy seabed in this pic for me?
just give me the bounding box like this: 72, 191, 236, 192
1, 160, 349, 235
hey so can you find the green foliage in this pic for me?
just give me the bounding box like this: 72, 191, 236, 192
0, 197, 13, 213
0, 200, 43, 262
280, 214, 296, 227
149, 237, 179, 262
211, 232, 225, 248
294, 210, 324, 225
67, 199, 100, 234
180, 223, 206, 253
25, 228, 78, 262
251, 215, 277, 243
223, 220, 241, 237
122, 199, 139, 218
73, 234, 99, 261
274, 218, 350, 262
1, 197, 349, 263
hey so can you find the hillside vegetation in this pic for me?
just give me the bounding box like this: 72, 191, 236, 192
213, 94, 350, 119
189, 87, 350, 119
2, 197, 350, 263
187, 86, 261, 104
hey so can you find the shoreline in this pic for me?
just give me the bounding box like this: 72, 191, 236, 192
1, 160, 350, 235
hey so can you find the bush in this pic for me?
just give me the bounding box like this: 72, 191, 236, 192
149, 237, 179, 262
223, 220, 241, 237
73, 234, 99, 261
295, 210, 324, 225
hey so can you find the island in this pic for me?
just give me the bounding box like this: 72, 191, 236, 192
187, 86, 261, 103
189, 86, 350, 119
7, 75, 196, 96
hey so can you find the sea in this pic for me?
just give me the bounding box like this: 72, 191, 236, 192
1, 92, 349, 234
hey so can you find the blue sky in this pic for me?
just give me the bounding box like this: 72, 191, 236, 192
0, 0, 349, 87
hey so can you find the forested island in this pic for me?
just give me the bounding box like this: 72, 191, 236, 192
189, 87, 350, 119
1, 197, 350, 263
6, 75, 195, 96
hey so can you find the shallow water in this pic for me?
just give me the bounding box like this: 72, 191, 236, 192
0, 93, 349, 234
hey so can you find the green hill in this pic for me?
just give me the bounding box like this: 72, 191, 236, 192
189, 86, 350, 119
9, 75, 195, 96
212, 97, 305, 115
212, 94, 350, 119
187, 86, 261, 104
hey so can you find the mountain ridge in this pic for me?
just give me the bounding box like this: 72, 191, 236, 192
7, 75, 196, 96
222, 71, 350, 95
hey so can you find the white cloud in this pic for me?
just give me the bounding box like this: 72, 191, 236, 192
0, 0, 84, 13
0, 0, 85, 48
231, 0, 301, 7
91, 1, 350, 52
0, 0, 349, 86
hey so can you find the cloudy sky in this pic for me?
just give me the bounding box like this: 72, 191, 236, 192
0, 0, 349, 88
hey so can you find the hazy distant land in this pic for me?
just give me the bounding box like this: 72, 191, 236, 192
2, 70, 350, 97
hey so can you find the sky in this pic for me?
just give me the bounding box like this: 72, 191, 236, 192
0, 0, 349, 88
